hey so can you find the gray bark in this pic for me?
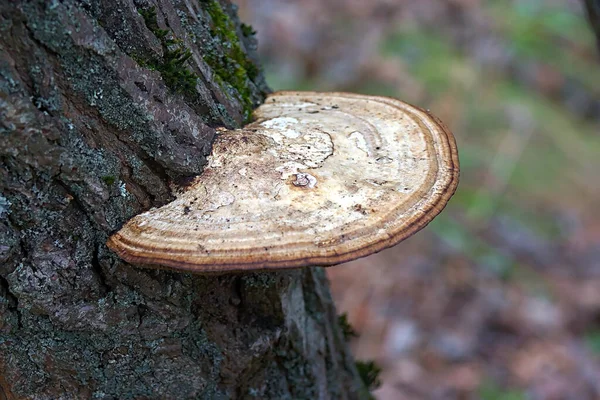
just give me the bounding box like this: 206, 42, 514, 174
0, 1, 367, 398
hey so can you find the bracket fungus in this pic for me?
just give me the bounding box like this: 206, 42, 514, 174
107, 91, 459, 273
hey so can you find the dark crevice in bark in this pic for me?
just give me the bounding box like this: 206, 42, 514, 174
16, 239, 30, 272
0, 272, 22, 331
91, 242, 111, 296
231, 275, 244, 312
0, 275, 18, 311
134, 153, 175, 200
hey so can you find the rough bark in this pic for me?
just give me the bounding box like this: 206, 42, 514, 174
0, 1, 368, 399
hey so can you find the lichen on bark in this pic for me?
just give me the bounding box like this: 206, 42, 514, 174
0, 1, 368, 399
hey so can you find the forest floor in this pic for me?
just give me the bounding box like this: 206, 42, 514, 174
236, 1, 600, 398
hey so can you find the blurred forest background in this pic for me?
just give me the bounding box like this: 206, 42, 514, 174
235, 1, 600, 399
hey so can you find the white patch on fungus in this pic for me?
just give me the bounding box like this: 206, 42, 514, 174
349, 131, 369, 155
260, 117, 301, 139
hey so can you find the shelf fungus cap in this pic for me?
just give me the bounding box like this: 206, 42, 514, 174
107, 91, 459, 273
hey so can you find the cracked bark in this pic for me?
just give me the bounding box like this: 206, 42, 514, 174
0, 1, 368, 399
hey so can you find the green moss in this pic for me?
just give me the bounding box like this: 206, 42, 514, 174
138, 7, 168, 39
240, 23, 256, 37
137, 7, 198, 95
101, 175, 116, 186
355, 360, 381, 394
137, 3, 260, 120
203, 0, 260, 121
338, 313, 358, 341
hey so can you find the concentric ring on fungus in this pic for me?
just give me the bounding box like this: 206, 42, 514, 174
107, 91, 460, 273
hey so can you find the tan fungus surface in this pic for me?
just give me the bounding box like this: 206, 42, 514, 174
107, 91, 459, 272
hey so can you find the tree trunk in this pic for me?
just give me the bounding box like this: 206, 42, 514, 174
0, 1, 367, 398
